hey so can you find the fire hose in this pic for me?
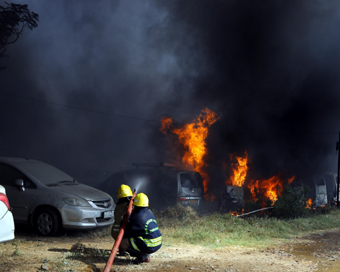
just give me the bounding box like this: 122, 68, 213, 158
103, 189, 136, 272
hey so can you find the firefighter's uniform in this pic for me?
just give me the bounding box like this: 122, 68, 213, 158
124, 193, 162, 263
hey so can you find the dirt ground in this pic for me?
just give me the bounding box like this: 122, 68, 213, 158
1, 227, 340, 272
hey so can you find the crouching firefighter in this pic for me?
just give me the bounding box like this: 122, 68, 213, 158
111, 185, 133, 244
119, 193, 162, 264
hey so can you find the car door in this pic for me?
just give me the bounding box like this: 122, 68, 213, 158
0, 163, 33, 222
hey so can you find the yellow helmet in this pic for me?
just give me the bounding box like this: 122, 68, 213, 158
116, 184, 133, 199
133, 193, 149, 207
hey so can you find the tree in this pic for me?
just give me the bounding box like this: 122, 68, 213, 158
0, 2, 39, 69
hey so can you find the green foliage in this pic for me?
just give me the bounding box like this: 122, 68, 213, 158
271, 185, 310, 219
12, 247, 21, 256
0, 2, 39, 68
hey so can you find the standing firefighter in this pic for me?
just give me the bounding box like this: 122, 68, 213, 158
119, 193, 162, 264
111, 184, 133, 240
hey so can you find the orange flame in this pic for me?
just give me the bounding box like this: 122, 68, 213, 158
231, 211, 238, 216
231, 209, 244, 216
160, 117, 173, 134
161, 110, 296, 205
160, 108, 219, 196
305, 198, 312, 209
247, 175, 294, 205
262, 175, 283, 203
227, 151, 249, 187
248, 179, 259, 201
288, 176, 295, 184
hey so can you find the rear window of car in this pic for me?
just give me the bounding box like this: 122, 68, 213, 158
17, 162, 73, 185
180, 172, 203, 188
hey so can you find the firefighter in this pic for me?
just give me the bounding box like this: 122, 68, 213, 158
119, 193, 162, 264
111, 184, 133, 241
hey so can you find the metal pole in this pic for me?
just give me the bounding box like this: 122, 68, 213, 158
236, 207, 273, 217
337, 132, 340, 208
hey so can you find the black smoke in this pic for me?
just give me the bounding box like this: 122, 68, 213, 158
0, 0, 174, 183
1, 0, 340, 194
152, 0, 340, 194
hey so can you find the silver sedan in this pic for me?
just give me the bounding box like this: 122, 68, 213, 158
0, 157, 115, 236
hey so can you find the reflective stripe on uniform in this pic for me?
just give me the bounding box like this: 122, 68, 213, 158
137, 235, 162, 248
112, 224, 120, 231
130, 237, 140, 251
144, 219, 159, 235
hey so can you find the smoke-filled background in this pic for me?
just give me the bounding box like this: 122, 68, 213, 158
1, 0, 340, 192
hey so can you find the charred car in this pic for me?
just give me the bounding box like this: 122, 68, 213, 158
220, 185, 244, 212
96, 163, 204, 210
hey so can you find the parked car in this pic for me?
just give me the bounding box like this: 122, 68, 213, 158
0, 157, 115, 236
0, 185, 15, 242
96, 163, 204, 210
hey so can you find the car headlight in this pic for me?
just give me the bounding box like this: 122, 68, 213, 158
63, 197, 91, 207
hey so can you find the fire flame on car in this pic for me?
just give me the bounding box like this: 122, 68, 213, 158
160, 108, 220, 198
225, 151, 295, 205
160, 108, 297, 206
247, 174, 294, 204
226, 151, 249, 187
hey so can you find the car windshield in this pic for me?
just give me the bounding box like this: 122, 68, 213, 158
180, 172, 203, 188
17, 161, 74, 185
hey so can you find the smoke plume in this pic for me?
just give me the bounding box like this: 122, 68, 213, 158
1, 0, 340, 191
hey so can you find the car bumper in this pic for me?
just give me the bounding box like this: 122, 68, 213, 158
0, 210, 15, 243
177, 197, 201, 206
60, 204, 114, 229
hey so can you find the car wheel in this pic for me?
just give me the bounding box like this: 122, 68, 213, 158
35, 208, 61, 236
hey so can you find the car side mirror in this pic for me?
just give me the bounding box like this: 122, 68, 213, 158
14, 179, 25, 192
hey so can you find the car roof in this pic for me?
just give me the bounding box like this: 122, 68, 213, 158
0, 157, 41, 164
118, 167, 197, 174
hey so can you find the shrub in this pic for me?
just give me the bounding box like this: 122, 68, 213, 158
271, 185, 310, 219
155, 203, 199, 223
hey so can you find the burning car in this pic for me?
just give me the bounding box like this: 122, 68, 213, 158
96, 163, 204, 210
0, 157, 115, 236
220, 185, 244, 212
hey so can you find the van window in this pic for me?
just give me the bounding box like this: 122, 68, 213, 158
180, 172, 203, 188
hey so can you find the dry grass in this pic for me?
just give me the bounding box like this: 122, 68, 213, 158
154, 205, 340, 248
155, 203, 199, 223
